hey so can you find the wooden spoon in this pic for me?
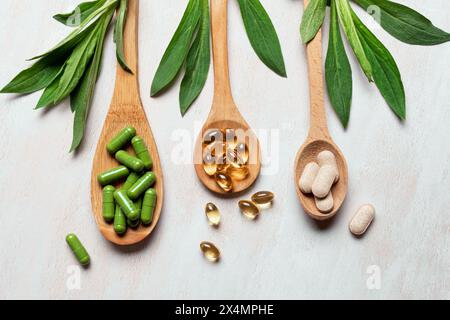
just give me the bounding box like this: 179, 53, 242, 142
294, 0, 348, 221
194, 0, 261, 195
91, 0, 163, 245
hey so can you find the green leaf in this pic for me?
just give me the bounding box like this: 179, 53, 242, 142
325, 0, 352, 128
114, 0, 132, 73
237, 0, 287, 77
0, 55, 65, 94
352, 9, 405, 119
31, 0, 117, 61
179, 0, 211, 115
36, 68, 65, 108
70, 11, 113, 152
53, 0, 107, 27
151, 0, 201, 96
352, 0, 450, 45
36, 21, 101, 109
336, 0, 373, 81
300, 0, 327, 43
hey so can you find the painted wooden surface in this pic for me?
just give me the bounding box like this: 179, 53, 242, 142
0, 0, 449, 299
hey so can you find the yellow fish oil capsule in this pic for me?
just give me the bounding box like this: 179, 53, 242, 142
251, 191, 274, 206
215, 172, 233, 192
227, 165, 249, 181
203, 153, 217, 176
226, 148, 244, 166
200, 241, 221, 262
225, 128, 237, 148
204, 141, 226, 158
216, 154, 230, 173
205, 202, 221, 227
236, 142, 249, 164
238, 200, 260, 219
203, 129, 224, 146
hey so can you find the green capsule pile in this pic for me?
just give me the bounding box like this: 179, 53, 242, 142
98, 126, 157, 235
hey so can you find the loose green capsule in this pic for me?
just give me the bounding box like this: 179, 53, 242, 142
102, 185, 115, 222
66, 234, 90, 266
107, 126, 136, 154
127, 172, 156, 200
132, 136, 153, 169
115, 150, 145, 172
97, 166, 129, 186
122, 172, 141, 191
141, 188, 157, 225
114, 204, 127, 235
114, 189, 139, 220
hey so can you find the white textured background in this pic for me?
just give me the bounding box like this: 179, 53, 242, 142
0, 0, 449, 300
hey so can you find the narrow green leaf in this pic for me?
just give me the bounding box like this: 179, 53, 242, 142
36, 21, 101, 109
336, 0, 373, 81
352, 9, 405, 119
325, 0, 352, 128
53, 23, 101, 105
30, 0, 117, 61
237, 0, 287, 77
352, 0, 450, 45
53, 0, 106, 27
151, 0, 201, 96
0, 55, 65, 94
36, 69, 65, 108
70, 12, 113, 152
300, 0, 327, 43
179, 0, 211, 115
114, 0, 132, 73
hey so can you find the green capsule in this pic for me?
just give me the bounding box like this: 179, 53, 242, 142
132, 136, 153, 169
114, 204, 127, 235
115, 150, 144, 172
135, 197, 143, 218
66, 234, 90, 266
127, 197, 142, 227
102, 185, 115, 222
107, 126, 136, 154
122, 172, 141, 191
127, 217, 140, 228
114, 189, 139, 220
97, 166, 129, 186
141, 188, 157, 225
127, 172, 156, 200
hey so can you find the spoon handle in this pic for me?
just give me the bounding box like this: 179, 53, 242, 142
303, 0, 329, 140
211, 0, 234, 106
111, 0, 140, 108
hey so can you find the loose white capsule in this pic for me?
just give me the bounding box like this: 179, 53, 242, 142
349, 204, 375, 236
299, 162, 319, 194
315, 192, 334, 213
317, 150, 339, 182
312, 165, 338, 198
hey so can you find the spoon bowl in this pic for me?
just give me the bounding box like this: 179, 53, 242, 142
194, 119, 260, 195
91, 0, 163, 245
294, 139, 348, 220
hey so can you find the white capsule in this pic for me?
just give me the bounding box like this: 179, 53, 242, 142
349, 204, 375, 236
315, 192, 334, 213
299, 162, 319, 194
317, 150, 339, 182
312, 165, 337, 198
